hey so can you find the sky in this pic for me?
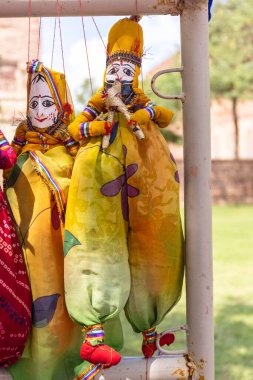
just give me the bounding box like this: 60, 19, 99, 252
40, 15, 181, 108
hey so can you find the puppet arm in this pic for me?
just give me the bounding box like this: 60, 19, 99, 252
79, 120, 113, 139
68, 89, 106, 141
152, 105, 174, 128
53, 121, 80, 156
11, 121, 27, 156
60, 127, 80, 156
130, 102, 174, 129
130, 89, 174, 128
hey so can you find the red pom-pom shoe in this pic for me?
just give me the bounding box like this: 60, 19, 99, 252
80, 342, 121, 368
142, 327, 175, 358
81, 324, 121, 368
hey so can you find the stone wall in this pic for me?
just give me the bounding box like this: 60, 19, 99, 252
211, 160, 253, 204
176, 159, 253, 204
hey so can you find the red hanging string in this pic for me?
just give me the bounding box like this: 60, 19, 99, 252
91, 17, 123, 59
92, 12, 143, 88
135, 0, 144, 90
51, 17, 57, 68
56, 0, 68, 103
92, 11, 142, 89
37, 17, 42, 60
56, 0, 66, 76
79, 0, 93, 96
91, 17, 121, 83
27, 0, 31, 62
145, 357, 149, 380
91, 17, 107, 53
58, 18, 67, 79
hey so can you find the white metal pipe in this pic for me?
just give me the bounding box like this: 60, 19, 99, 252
151, 68, 185, 101
0, 369, 12, 380
0, 0, 182, 17
180, 2, 214, 380
94, 355, 189, 380
0, 357, 189, 380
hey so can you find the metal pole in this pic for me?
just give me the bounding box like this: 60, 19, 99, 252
0, 0, 182, 17
0, 356, 189, 380
94, 355, 189, 380
180, 2, 214, 380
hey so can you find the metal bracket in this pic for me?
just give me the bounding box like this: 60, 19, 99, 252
156, 324, 188, 355
151, 67, 185, 102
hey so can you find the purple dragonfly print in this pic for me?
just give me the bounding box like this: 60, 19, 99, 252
100, 145, 139, 221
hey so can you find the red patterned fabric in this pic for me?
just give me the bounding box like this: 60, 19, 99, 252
0, 147, 17, 170
0, 136, 32, 367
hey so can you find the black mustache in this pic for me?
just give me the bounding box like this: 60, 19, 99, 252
105, 80, 133, 85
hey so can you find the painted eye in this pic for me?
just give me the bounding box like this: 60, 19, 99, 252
30, 100, 38, 109
42, 99, 55, 107
107, 67, 118, 75
123, 68, 134, 77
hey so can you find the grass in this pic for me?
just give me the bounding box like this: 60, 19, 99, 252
213, 205, 253, 379
120, 205, 253, 380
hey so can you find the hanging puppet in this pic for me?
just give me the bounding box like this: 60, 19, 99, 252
64, 16, 184, 379
0, 130, 31, 368
5, 60, 82, 380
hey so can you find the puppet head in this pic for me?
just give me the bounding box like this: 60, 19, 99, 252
26, 59, 74, 129
104, 16, 143, 102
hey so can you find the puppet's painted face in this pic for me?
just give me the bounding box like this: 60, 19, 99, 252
105, 60, 136, 97
28, 73, 59, 129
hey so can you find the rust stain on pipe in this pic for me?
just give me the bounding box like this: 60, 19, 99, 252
185, 354, 207, 379
155, 0, 184, 15
172, 368, 186, 377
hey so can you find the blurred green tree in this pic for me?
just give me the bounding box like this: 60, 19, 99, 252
209, 0, 253, 159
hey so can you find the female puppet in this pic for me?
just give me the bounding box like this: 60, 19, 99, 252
64, 17, 184, 379
0, 130, 31, 368
5, 60, 81, 380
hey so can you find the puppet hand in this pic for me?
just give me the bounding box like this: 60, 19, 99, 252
129, 109, 151, 126
88, 120, 113, 137
153, 106, 174, 128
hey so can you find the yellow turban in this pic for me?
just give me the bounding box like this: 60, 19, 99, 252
105, 16, 143, 87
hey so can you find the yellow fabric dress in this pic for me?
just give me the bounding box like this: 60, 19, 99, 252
65, 110, 184, 337
5, 125, 82, 380
64, 17, 184, 379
